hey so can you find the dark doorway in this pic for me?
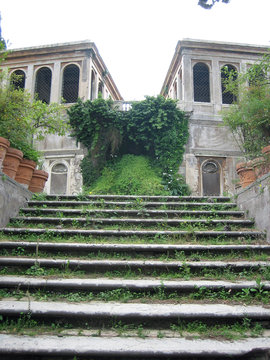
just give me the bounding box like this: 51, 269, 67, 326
202, 160, 221, 196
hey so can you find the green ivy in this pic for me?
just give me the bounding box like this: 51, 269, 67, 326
68, 96, 190, 195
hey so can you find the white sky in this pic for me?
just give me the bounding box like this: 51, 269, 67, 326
1, 0, 270, 100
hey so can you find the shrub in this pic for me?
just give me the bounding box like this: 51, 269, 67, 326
87, 155, 169, 195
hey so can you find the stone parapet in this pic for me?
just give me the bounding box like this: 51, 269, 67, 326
0, 171, 32, 228
236, 173, 270, 243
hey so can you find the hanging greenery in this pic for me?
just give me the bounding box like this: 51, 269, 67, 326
68, 95, 190, 195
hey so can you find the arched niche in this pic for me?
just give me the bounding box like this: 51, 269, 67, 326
50, 161, 69, 195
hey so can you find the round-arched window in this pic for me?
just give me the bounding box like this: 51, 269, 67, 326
221, 64, 238, 104
193, 62, 210, 103
62, 64, 80, 103
35, 67, 52, 104
11, 70, 26, 90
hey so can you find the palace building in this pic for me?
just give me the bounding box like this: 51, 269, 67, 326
2, 39, 268, 196
160, 39, 268, 195
1, 40, 123, 195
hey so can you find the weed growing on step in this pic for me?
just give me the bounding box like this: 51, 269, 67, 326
170, 318, 263, 340
1, 282, 269, 305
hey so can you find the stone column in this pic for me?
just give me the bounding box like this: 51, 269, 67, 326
182, 55, 193, 111
50, 61, 61, 103
25, 64, 34, 98
212, 59, 222, 114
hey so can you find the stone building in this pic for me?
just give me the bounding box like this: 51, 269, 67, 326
160, 39, 268, 196
1, 41, 123, 195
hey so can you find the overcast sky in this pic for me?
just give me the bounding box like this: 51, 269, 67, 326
1, 0, 270, 100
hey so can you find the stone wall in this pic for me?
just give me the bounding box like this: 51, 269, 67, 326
236, 173, 270, 243
0, 171, 32, 228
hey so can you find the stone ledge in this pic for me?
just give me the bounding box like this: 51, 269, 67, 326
0, 171, 32, 228
236, 173, 270, 243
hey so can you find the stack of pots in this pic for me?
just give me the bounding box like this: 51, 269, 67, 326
236, 145, 270, 188
0, 136, 48, 192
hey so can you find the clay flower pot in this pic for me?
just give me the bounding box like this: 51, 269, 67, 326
15, 158, 37, 188
0, 137, 10, 171
262, 145, 270, 156
251, 157, 268, 179
2, 147, 23, 179
236, 161, 256, 188
29, 169, 48, 193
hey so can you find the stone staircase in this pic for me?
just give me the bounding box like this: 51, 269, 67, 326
0, 194, 269, 359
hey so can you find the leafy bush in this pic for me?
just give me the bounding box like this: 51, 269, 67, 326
69, 96, 190, 195
0, 70, 68, 162
86, 155, 168, 195
222, 53, 270, 159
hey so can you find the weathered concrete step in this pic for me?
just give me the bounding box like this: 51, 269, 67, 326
2, 301, 270, 322
21, 207, 246, 218
2, 241, 269, 256
45, 194, 232, 202
2, 227, 263, 238
1, 257, 269, 272
0, 334, 269, 358
28, 200, 238, 209
1, 276, 270, 292
11, 216, 254, 227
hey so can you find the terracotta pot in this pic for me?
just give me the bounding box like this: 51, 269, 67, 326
0, 137, 10, 171
2, 147, 23, 179
251, 157, 269, 179
29, 169, 48, 193
236, 161, 256, 188
261, 145, 270, 175
262, 145, 270, 156
15, 158, 37, 188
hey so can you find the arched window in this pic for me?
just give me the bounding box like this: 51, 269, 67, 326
11, 70, 26, 90
193, 63, 210, 102
98, 81, 104, 97
221, 64, 237, 104
35, 67, 52, 104
50, 162, 68, 195
62, 64, 80, 103
91, 70, 97, 100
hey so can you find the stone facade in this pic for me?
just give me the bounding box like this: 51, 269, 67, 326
1, 41, 123, 195
161, 39, 268, 196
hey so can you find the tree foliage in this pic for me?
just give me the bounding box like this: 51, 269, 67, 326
0, 70, 69, 161
222, 53, 270, 159
198, 0, 230, 9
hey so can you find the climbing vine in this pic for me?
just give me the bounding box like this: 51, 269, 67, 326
68, 95, 190, 194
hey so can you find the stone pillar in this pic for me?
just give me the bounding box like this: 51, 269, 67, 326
81, 52, 91, 101
182, 55, 193, 111
177, 69, 182, 101
25, 64, 34, 98
50, 61, 61, 103
212, 59, 222, 114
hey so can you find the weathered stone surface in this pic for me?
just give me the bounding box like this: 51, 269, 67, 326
0, 334, 269, 357
237, 173, 270, 243
0, 171, 32, 228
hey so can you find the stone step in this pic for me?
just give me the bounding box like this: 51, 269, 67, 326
20, 207, 246, 218
2, 227, 263, 238
1, 241, 269, 256
1, 276, 269, 293
45, 194, 232, 202
1, 301, 270, 323
27, 200, 238, 209
10, 216, 254, 228
0, 334, 269, 359
1, 256, 269, 273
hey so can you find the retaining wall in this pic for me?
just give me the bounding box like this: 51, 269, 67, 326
236, 173, 270, 243
0, 171, 32, 228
